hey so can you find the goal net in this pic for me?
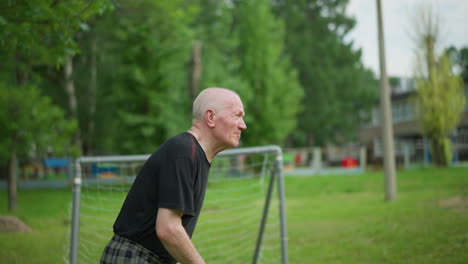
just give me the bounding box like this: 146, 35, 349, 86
65, 146, 288, 264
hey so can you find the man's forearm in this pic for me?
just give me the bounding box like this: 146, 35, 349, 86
159, 225, 205, 264
156, 208, 205, 264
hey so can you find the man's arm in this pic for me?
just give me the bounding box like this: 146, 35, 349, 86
156, 208, 206, 264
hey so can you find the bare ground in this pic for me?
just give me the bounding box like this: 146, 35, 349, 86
0, 216, 32, 233
438, 196, 468, 212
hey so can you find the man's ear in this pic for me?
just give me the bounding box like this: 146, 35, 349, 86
206, 109, 216, 128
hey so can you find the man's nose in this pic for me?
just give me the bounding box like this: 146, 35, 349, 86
239, 118, 247, 130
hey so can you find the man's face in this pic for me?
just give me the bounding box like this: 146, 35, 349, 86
214, 96, 247, 149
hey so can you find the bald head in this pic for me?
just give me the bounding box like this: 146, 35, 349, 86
192, 88, 241, 122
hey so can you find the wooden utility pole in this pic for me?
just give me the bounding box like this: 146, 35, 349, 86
376, 0, 397, 201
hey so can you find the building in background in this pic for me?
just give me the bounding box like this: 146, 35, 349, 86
359, 77, 468, 166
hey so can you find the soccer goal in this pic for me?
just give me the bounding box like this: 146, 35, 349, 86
66, 146, 288, 264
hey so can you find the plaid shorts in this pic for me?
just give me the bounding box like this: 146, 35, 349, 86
100, 234, 168, 264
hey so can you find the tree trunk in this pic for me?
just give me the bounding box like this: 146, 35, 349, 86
190, 40, 202, 103
86, 37, 98, 155
10, 56, 28, 212
429, 136, 451, 166
425, 35, 436, 78
8, 139, 18, 211
65, 55, 83, 151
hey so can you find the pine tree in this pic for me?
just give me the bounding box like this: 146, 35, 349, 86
235, 0, 303, 146
272, 0, 377, 147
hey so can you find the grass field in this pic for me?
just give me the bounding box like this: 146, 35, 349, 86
1, 166, 467, 263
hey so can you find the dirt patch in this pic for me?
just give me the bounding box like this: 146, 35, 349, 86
0, 216, 33, 233
439, 196, 468, 212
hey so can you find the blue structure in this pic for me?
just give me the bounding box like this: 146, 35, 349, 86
44, 158, 70, 179
91, 163, 119, 178
44, 158, 69, 168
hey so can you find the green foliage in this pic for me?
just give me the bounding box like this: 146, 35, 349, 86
193, 0, 249, 99
446, 46, 468, 81
0, 0, 109, 67
193, 0, 302, 146
106, 0, 196, 153
411, 3, 465, 166
0, 0, 106, 211
415, 54, 465, 166
389, 76, 401, 88
235, 0, 304, 146
272, 0, 378, 146
416, 55, 465, 136
0, 0, 109, 158
0, 83, 78, 164
0, 0, 381, 158
51, 0, 197, 154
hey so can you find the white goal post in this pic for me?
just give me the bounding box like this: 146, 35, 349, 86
68, 145, 288, 264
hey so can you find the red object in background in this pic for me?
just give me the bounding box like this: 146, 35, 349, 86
341, 156, 358, 168
294, 154, 302, 165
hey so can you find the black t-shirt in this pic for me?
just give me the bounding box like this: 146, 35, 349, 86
113, 132, 210, 264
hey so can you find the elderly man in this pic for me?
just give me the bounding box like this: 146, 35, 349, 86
101, 88, 247, 264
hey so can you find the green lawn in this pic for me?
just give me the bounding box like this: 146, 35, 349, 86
0, 188, 71, 263
1, 167, 467, 264
285, 167, 468, 264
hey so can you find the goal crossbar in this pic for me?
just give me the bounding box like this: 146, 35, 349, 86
69, 145, 288, 264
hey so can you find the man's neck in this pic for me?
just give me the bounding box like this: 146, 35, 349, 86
187, 127, 225, 163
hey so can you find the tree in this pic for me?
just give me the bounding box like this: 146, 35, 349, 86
37, 1, 197, 155
234, 0, 303, 146
37, 4, 119, 155
192, 0, 249, 104
271, 0, 377, 147
0, 0, 106, 211
412, 5, 466, 166
0, 0, 108, 77
446, 46, 468, 82
415, 54, 465, 166
98, 0, 196, 154
0, 83, 77, 211
38, 4, 118, 155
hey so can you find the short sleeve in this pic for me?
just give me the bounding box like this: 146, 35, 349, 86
158, 157, 195, 217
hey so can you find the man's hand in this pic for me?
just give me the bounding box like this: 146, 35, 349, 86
156, 208, 206, 264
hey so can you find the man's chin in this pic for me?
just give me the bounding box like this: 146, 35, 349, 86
228, 140, 239, 148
